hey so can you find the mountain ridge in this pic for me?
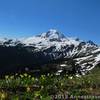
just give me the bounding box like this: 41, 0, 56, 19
0, 29, 100, 75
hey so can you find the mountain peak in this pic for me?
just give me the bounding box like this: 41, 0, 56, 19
48, 29, 58, 33
40, 29, 66, 40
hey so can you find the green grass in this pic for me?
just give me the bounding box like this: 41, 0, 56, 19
0, 67, 100, 99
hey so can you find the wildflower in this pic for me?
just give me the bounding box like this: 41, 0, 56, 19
41, 86, 44, 89
31, 77, 35, 81
26, 86, 31, 92
47, 73, 50, 76
50, 74, 53, 77
10, 76, 14, 79
35, 78, 38, 81
15, 73, 18, 76
1, 93, 5, 99
24, 73, 28, 77
41, 75, 46, 80
89, 87, 93, 91
0, 92, 7, 99
61, 83, 63, 86
76, 74, 81, 78
88, 80, 91, 84
5, 75, 9, 79
69, 76, 73, 79
20, 74, 24, 78
34, 91, 40, 97
28, 75, 31, 78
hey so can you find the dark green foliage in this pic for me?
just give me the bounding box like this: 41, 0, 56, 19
0, 66, 99, 99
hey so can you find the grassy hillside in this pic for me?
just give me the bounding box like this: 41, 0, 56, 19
0, 66, 99, 99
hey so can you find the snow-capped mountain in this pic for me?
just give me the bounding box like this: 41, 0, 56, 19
21, 29, 80, 50
0, 29, 100, 75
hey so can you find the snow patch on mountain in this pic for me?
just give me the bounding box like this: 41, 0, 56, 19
95, 54, 100, 62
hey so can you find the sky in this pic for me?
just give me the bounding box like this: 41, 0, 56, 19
0, 0, 100, 44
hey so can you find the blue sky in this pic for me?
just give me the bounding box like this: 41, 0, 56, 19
0, 0, 100, 44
